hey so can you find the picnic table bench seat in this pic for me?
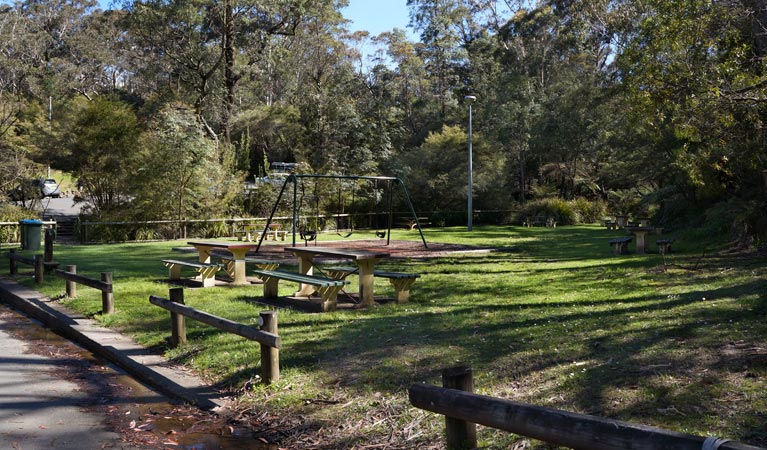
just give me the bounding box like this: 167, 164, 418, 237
608, 236, 632, 255
216, 255, 280, 279
656, 238, 675, 254
162, 259, 223, 287
323, 266, 421, 302
252, 269, 349, 312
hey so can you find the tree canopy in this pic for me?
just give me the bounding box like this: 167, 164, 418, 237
1, 0, 765, 242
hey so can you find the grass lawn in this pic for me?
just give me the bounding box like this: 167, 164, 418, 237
3, 225, 766, 449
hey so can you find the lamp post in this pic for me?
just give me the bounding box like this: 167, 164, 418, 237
465, 95, 477, 231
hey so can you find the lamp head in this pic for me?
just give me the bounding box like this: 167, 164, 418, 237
464, 95, 477, 103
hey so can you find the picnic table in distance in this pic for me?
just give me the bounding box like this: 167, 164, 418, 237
624, 227, 650, 254
236, 223, 285, 242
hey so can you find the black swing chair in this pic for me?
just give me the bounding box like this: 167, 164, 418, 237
335, 179, 355, 238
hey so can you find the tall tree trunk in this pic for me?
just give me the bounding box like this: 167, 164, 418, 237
222, 0, 237, 147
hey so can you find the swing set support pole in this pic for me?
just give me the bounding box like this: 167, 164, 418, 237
256, 174, 294, 253
292, 174, 298, 247
386, 179, 393, 245
395, 178, 428, 249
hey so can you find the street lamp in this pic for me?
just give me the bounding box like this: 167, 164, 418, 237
465, 95, 477, 231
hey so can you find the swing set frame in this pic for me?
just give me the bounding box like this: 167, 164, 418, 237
255, 174, 428, 251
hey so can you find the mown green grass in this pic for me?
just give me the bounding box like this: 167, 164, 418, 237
3, 226, 766, 449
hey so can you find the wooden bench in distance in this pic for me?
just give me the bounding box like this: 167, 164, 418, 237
252, 269, 349, 312
608, 236, 632, 255
217, 256, 280, 280
162, 259, 222, 288
656, 238, 675, 254
324, 266, 421, 302
397, 217, 429, 231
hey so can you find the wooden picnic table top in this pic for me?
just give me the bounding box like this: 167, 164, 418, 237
285, 246, 390, 261
187, 240, 258, 250
243, 223, 282, 229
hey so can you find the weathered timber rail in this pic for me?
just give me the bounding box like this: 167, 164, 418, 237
149, 288, 281, 384
409, 366, 764, 450
55, 265, 114, 314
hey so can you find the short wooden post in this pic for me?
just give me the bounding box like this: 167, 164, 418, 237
65, 265, 77, 298
101, 272, 114, 314
442, 366, 477, 450
169, 288, 186, 347
44, 228, 54, 263
259, 310, 279, 384
9, 249, 17, 275
34, 254, 44, 283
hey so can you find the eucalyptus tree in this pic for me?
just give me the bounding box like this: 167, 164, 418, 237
617, 0, 767, 215
407, 0, 472, 120
123, 0, 336, 148
132, 102, 240, 221
61, 97, 141, 217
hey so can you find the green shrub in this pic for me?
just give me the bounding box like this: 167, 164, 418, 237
571, 197, 607, 224
518, 198, 579, 225
0, 203, 31, 243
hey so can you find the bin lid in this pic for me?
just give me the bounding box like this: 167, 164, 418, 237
19, 219, 43, 225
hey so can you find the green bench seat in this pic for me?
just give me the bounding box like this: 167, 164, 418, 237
216, 255, 280, 279
162, 259, 222, 288
656, 238, 675, 254
252, 269, 349, 312
323, 266, 421, 302
607, 237, 632, 255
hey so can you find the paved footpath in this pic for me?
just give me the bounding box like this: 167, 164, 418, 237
0, 306, 134, 449
0, 278, 227, 411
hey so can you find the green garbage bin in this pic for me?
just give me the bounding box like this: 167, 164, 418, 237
19, 219, 42, 250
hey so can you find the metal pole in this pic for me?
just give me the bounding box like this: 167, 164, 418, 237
465, 95, 476, 231
256, 175, 291, 252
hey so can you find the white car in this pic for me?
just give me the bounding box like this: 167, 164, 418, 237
40, 178, 61, 198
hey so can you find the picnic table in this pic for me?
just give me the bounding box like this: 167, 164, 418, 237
187, 241, 258, 285
625, 227, 650, 254
285, 246, 390, 307
237, 223, 285, 242
614, 214, 629, 228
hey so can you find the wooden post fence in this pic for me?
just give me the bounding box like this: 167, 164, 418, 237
442, 366, 476, 450
65, 265, 76, 298
259, 310, 279, 383
54, 266, 115, 315
169, 288, 186, 347
34, 255, 43, 283
44, 228, 55, 267
149, 292, 281, 384
5, 249, 44, 283
408, 368, 764, 450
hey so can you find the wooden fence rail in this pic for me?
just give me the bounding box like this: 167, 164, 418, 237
149, 288, 281, 384
55, 265, 114, 314
408, 366, 764, 450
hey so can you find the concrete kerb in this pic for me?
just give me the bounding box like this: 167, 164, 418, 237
0, 277, 228, 411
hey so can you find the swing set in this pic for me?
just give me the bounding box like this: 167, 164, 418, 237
255, 174, 428, 252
